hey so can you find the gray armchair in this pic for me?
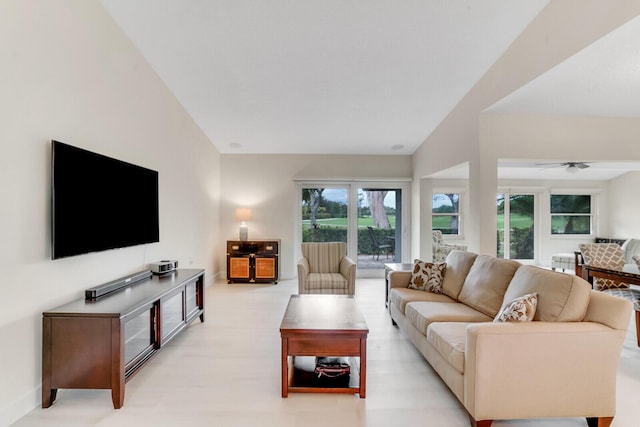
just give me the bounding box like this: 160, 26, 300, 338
297, 242, 356, 295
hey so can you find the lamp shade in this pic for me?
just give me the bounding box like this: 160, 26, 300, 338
234, 208, 253, 222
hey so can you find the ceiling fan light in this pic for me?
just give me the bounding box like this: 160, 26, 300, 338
566, 164, 579, 173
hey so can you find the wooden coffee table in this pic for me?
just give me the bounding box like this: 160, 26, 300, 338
279, 294, 369, 398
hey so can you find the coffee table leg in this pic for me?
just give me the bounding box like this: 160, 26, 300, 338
281, 337, 288, 397
359, 337, 367, 398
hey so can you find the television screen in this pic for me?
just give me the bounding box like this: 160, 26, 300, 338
51, 140, 159, 259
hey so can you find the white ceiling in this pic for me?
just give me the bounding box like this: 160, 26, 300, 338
99, 0, 549, 155
99, 1, 640, 181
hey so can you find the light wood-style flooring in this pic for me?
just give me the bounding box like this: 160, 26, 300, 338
13, 277, 640, 426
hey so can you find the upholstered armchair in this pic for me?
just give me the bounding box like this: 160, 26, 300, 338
578, 243, 627, 290
297, 242, 356, 295
432, 230, 467, 262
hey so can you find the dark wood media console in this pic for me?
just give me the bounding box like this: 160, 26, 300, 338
42, 268, 205, 409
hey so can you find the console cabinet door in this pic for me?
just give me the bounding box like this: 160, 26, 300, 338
124, 303, 158, 376
160, 287, 185, 346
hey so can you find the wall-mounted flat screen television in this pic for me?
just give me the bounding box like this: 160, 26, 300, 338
51, 140, 159, 259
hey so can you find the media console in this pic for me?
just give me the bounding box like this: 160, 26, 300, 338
42, 268, 205, 409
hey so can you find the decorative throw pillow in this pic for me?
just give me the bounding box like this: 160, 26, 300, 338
633, 254, 640, 270
407, 259, 446, 293
494, 293, 538, 323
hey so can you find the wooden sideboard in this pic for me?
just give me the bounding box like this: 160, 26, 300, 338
227, 240, 279, 283
42, 269, 205, 409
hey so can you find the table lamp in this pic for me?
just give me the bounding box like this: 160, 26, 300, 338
234, 208, 253, 241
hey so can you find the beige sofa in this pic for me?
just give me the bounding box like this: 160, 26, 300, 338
388, 250, 632, 427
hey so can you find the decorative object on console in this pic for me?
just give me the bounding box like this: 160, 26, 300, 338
150, 260, 178, 275
234, 208, 253, 241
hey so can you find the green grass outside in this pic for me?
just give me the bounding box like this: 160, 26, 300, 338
302, 216, 396, 229
303, 213, 534, 232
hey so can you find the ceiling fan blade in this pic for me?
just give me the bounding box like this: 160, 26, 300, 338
577, 163, 590, 169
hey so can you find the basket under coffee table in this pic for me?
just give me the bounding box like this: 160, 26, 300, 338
279, 294, 369, 398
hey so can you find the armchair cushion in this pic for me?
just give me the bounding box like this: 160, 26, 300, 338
407, 259, 446, 293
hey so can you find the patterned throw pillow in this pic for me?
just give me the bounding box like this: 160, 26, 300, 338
633, 254, 640, 270
407, 259, 446, 293
494, 293, 538, 322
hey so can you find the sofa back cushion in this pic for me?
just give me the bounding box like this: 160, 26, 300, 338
442, 250, 478, 300
503, 265, 591, 322
457, 255, 521, 317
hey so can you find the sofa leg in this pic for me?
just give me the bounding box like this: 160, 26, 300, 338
469, 416, 492, 427
586, 416, 613, 427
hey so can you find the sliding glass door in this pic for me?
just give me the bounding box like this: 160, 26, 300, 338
301, 186, 348, 243
298, 182, 409, 274
497, 193, 535, 260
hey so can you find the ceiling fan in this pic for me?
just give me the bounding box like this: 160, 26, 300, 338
536, 161, 591, 173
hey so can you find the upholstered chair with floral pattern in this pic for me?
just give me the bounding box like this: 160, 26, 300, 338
432, 230, 467, 263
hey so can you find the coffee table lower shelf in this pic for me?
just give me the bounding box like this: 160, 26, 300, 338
287, 356, 360, 395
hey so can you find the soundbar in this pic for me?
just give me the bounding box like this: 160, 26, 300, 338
85, 270, 153, 300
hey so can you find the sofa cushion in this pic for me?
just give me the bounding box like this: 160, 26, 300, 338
405, 301, 492, 335
442, 250, 478, 300
457, 255, 521, 318
407, 259, 446, 293
389, 287, 456, 313
494, 293, 538, 322
503, 265, 591, 322
426, 322, 469, 374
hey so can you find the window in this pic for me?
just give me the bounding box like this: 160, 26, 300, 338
497, 193, 535, 260
298, 182, 409, 274
550, 194, 592, 235
432, 193, 460, 235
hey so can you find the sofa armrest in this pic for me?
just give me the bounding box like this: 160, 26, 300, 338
389, 270, 412, 288
463, 321, 627, 421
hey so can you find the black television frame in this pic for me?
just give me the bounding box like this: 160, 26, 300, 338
51, 140, 159, 259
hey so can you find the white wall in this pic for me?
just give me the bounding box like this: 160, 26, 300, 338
220, 154, 412, 278
609, 171, 640, 238
0, 1, 220, 424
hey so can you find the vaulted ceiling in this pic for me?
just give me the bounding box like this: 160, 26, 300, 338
99, 0, 549, 155
99, 1, 640, 180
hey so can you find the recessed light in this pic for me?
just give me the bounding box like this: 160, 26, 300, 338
229, 142, 242, 149
391, 144, 404, 151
